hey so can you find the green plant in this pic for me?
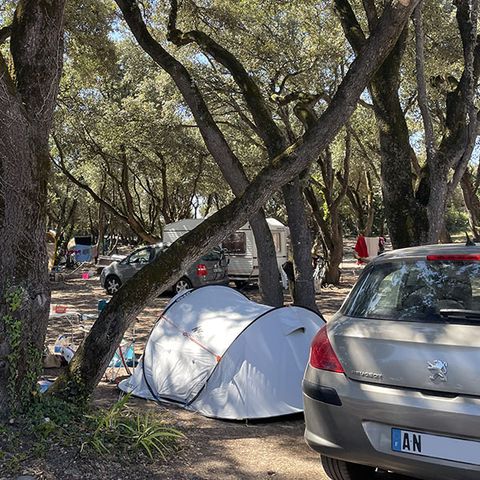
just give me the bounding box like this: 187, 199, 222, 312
83, 394, 183, 459
119, 413, 183, 460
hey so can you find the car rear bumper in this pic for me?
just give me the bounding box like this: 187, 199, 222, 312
303, 368, 480, 480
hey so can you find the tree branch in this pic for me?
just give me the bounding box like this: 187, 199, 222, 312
166, 0, 288, 157
52, 137, 129, 225
362, 0, 379, 31
334, 0, 367, 55
116, 0, 251, 198
413, 1, 436, 164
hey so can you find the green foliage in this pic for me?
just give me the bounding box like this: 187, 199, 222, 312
446, 206, 470, 234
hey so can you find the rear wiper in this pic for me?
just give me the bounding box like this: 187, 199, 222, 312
439, 309, 480, 320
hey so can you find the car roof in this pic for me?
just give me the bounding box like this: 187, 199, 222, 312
374, 243, 480, 263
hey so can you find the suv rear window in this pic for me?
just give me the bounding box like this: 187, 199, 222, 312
343, 260, 480, 321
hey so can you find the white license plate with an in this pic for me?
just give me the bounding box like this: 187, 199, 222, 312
391, 428, 480, 465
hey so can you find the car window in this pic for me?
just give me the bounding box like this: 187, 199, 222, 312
343, 260, 480, 321
201, 248, 224, 262
127, 248, 152, 264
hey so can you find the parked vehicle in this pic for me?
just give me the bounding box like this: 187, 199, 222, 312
100, 243, 228, 295
303, 244, 480, 480
163, 218, 288, 287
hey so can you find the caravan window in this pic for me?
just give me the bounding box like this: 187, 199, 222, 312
223, 232, 246, 254
272, 232, 282, 253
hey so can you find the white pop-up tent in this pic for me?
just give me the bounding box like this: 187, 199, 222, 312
119, 285, 325, 419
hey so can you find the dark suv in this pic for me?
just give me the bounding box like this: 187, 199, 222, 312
100, 244, 229, 295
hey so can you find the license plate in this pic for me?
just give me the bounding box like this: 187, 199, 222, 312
391, 428, 480, 465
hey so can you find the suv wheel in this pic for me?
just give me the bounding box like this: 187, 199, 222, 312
105, 275, 122, 295
174, 277, 192, 293
321, 456, 377, 480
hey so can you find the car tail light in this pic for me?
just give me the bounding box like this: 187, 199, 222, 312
427, 254, 480, 261
196, 264, 208, 277
309, 325, 344, 373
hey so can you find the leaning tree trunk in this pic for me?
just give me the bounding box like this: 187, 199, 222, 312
0, 0, 66, 415
283, 180, 317, 311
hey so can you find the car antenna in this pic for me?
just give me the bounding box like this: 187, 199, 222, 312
465, 232, 476, 246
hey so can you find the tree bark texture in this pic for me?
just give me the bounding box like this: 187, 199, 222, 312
0, 0, 66, 415
50, 0, 420, 402
249, 212, 284, 307
370, 33, 428, 247
282, 181, 317, 310
461, 169, 480, 239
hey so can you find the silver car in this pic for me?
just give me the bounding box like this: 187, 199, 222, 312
100, 244, 229, 295
303, 244, 480, 480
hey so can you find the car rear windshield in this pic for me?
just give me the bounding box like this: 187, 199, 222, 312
343, 259, 480, 321
200, 248, 224, 262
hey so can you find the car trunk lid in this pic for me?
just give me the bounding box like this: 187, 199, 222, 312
331, 318, 480, 396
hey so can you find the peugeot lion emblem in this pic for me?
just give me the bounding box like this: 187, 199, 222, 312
427, 360, 448, 383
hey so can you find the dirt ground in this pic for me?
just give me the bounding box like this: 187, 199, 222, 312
6, 245, 413, 480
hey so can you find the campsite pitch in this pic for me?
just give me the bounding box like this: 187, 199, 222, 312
2, 258, 369, 480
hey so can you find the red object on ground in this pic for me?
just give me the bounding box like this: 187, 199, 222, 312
354, 235, 368, 260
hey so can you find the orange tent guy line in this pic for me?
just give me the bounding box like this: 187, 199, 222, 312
162, 315, 222, 362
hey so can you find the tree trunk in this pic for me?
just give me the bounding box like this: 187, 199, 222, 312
334, 2, 427, 247
370, 36, 428, 247
427, 166, 450, 244
283, 180, 317, 311
96, 201, 106, 260
0, 120, 51, 415
324, 218, 343, 285
304, 186, 343, 286
0, 0, 66, 415
461, 170, 480, 239
249, 212, 283, 306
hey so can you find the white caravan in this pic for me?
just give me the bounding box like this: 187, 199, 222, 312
162, 218, 289, 286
